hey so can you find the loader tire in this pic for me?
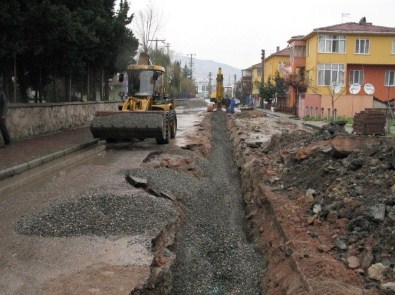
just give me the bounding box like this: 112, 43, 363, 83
156, 115, 170, 144
170, 111, 177, 139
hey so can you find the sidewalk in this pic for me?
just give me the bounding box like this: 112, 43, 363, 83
0, 127, 98, 180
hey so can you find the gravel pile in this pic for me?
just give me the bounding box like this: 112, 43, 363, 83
14, 190, 177, 238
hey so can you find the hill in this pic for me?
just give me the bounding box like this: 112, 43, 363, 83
173, 54, 242, 85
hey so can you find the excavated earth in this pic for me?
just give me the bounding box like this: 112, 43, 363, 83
228, 110, 395, 295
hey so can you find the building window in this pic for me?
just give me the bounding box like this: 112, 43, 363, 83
392, 39, 395, 54
318, 34, 346, 53
292, 46, 306, 57
317, 64, 345, 86
349, 70, 364, 85
385, 70, 395, 86
355, 39, 370, 54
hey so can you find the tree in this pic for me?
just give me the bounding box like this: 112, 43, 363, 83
169, 60, 181, 97
327, 82, 345, 120
258, 78, 276, 104
282, 70, 310, 115
0, 0, 138, 102
274, 71, 287, 98
133, 3, 163, 53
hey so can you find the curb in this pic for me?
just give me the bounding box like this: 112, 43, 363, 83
0, 139, 99, 181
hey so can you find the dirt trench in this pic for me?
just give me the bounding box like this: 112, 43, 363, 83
129, 109, 394, 295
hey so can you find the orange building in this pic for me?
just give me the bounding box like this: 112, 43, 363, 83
291, 19, 395, 118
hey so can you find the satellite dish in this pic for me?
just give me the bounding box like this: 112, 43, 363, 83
349, 83, 361, 95
331, 82, 342, 94
359, 17, 366, 24
364, 83, 375, 95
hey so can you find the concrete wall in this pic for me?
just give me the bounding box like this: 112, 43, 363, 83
299, 93, 374, 119
7, 101, 120, 139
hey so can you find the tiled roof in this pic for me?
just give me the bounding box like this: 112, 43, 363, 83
270, 47, 290, 57
243, 63, 261, 71
311, 21, 395, 35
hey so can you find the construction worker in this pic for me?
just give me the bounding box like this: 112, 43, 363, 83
230, 97, 236, 114
0, 90, 11, 147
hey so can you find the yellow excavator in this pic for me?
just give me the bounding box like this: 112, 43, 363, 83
90, 53, 177, 144
207, 68, 234, 112
207, 68, 224, 112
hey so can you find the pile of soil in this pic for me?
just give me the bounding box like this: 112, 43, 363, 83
229, 111, 395, 294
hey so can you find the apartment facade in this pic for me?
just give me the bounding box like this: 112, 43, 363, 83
292, 19, 395, 118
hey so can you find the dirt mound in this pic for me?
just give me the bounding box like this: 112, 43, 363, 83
228, 112, 395, 294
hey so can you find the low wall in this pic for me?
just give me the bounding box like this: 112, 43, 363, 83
6, 101, 120, 139
300, 94, 374, 118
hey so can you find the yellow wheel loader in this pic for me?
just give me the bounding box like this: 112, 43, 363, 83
90, 54, 177, 144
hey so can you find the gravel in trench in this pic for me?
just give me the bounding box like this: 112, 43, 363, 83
169, 111, 265, 294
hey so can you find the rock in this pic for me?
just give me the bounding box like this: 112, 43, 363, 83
368, 204, 386, 221
367, 263, 390, 282
381, 282, 395, 295
305, 188, 316, 198
387, 206, 395, 222
347, 256, 360, 269
334, 238, 347, 251
312, 203, 322, 214
126, 174, 148, 188
294, 140, 332, 160
307, 215, 317, 225
326, 211, 338, 224
317, 244, 332, 253
361, 251, 374, 270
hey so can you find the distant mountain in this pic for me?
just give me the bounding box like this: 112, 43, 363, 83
173, 54, 242, 85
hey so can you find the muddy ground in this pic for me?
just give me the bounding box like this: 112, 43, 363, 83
6, 101, 395, 294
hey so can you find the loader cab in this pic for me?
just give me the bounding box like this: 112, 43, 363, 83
126, 65, 166, 100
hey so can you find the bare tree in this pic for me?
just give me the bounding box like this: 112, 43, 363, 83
327, 82, 346, 120
133, 3, 163, 53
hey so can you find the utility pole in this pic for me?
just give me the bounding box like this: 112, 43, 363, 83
208, 72, 212, 98
187, 53, 196, 80
260, 49, 265, 108
165, 43, 171, 55
148, 38, 165, 51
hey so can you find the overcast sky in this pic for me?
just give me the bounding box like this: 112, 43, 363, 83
125, 0, 395, 69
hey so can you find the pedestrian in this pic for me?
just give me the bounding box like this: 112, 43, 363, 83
0, 90, 11, 147
230, 96, 236, 114
249, 94, 254, 108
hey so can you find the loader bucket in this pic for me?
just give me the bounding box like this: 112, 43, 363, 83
90, 111, 168, 142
